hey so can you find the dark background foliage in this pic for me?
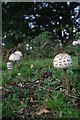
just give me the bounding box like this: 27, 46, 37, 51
2, 2, 80, 47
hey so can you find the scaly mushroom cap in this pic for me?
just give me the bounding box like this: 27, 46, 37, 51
14, 51, 22, 57
9, 53, 20, 62
53, 53, 72, 69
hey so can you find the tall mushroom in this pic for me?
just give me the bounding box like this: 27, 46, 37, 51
53, 53, 72, 94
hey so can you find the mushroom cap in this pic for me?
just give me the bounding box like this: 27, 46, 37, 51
30, 64, 34, 68
9, 53, 21, 62
7, 62, 12, 65
53, 53, 72, 69
14, 51, 22, 57
7, 62, 12, 69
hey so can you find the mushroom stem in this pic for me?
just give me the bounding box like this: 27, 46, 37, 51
63, 69, 70, 94
9, 69, 12, 78
16, 61, 19, 68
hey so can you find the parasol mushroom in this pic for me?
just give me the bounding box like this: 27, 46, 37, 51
53, 53, 72, 94
9, 53, 21, 68
14, 51, 23, 58
9, 53, 20, 62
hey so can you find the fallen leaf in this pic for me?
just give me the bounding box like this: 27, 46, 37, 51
30, 97, 34, 103
36, 108, 50, 115
29, 95, 35, 104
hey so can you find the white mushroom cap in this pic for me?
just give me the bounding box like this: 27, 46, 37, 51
14, 51, 22, 57
18, 72, 22, 76
7, 62, 12, 70
9, 53, 21, 62
53, 53, 72, 69
30, 64, 35, 69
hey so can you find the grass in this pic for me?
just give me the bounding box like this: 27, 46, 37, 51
1, 56, 80, 119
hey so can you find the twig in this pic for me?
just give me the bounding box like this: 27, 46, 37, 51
54, 85, 64, 91
6, 100, 14, 110
65, 94, 78, 99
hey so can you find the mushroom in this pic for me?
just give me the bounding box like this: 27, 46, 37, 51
30, 64, 35, 69
18, 72, 22, 76
9, 53, 20, 61
53, 53, 72, 94
14, 51, 23, 58
7, 62, 13, 77
9, 53, 21, 68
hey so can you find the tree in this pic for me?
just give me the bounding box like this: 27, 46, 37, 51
2, 2, 80, 48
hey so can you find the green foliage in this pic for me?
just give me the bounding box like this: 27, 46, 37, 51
45, 92, 79, 118
65, 45, 78, 56
2, 63, 7, 70
28, 31, 54, 58
19, 64, 33, 78
2, 56, 79, 119
72, 68, 80, 96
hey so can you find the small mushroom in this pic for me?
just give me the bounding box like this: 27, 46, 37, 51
7, 62, 13, 77
53, 53, 72, 94
9, 53, 21, 68
14, 51, 23, 58
18, 72, 22, 76
30, 64, 35, 69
